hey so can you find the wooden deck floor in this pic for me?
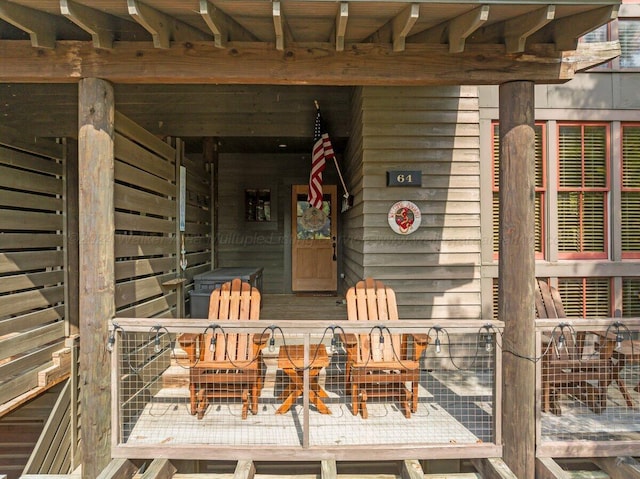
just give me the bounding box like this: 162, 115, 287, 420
259, 293, 347, 321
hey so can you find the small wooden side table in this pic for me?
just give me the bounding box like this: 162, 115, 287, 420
276, 344, 331, 415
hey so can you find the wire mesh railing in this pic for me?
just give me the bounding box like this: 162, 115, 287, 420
109, 319, 500, 460
535, 318, 640, 457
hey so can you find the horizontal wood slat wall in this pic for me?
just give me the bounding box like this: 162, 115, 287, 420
0, 129, 67, 408
113, 113, 177, 431
114, 112, 178, 320
348, 86, 482, 320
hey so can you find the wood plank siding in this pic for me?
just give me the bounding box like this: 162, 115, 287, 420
343, 86, 482, 320
0, 128, 67, 408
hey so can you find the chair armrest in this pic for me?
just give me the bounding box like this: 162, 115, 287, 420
410, 333, 430, 345
340, 333, 358, 346
407, 333, 430, 360
253, 334, 268, 346
178, 333, 202, 363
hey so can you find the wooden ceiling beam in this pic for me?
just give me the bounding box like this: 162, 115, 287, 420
448, 5, 490, 53
0, 40, 620, 86
60, 0, 115, 50
0, 0, 57, 49
127, 0, 209, 49
392, 3, 419, 52
335, 2, 348, 52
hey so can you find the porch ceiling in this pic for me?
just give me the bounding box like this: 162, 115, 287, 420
0, 0, 621, 85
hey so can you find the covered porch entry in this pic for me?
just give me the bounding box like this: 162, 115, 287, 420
0, 1, 623, 478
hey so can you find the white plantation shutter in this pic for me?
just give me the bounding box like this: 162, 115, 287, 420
558, 278, 611, 318
492, 123, 544, 255
622, 278, 640, 317
620, 20, 640, 69
557, 124, 608, 257
622, 125, 640, 255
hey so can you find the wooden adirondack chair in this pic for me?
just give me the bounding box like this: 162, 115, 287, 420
343, 278, 430, 419
180, 278, 265, 419
536, 279, 614, 415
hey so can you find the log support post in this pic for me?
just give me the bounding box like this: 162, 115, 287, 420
78, 77, 115, 479
498, 80, 536, 479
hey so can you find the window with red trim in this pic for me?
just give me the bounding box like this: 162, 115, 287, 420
492, 122, 546, 259
557, 124, 609, 259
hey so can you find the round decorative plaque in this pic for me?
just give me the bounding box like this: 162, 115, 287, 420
387, 200, 421, 235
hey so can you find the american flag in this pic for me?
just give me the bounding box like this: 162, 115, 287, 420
308, 107, 334, 210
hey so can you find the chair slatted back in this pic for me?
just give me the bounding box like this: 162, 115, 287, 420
346, 278, 402, 363
204, 278, 260, 363
535, 279, 576, 361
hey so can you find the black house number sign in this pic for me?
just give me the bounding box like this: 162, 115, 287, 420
387, 170, 422, 187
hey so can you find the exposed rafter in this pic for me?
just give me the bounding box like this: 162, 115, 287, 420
407, 4, 491, 53
392, 4, 419, 52
60, 0, 115, 50
127, 0, 209, 49
504, 5, 555, 53
199, 0, 229, 48
0, 0, 57, 49
335, 2, 348, 52
127, 0, 170, 48
273, 1, 285, 51
448, 5, 490, 53
199, 0, 258, 47
551, 5, 619, 50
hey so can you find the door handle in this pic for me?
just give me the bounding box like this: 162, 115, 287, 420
332, 236, 337, 261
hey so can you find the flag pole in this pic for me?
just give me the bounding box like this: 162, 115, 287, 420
314, 100, 351, 209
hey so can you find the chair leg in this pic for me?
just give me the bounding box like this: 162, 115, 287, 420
360, 391, 368, 419
401, 385, 411, 418
196, 389, 208, 420
251, 383, 259, 415
241, 389, 249, 420
351, 383, 359, 416
411, 382, 419, 413
189, 383, 198, 416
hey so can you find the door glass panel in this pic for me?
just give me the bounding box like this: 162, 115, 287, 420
296, 194, 331, 239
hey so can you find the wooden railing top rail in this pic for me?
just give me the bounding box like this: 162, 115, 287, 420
111, 318, 505, 334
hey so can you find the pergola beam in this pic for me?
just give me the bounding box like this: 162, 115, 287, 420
335, 3, 348, 52
0, 0, 57, 49
60, 0, 115, 50
392, 4, 420, 52
0, 40, 619, 85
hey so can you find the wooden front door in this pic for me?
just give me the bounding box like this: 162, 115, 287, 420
291, 184, 337, 292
